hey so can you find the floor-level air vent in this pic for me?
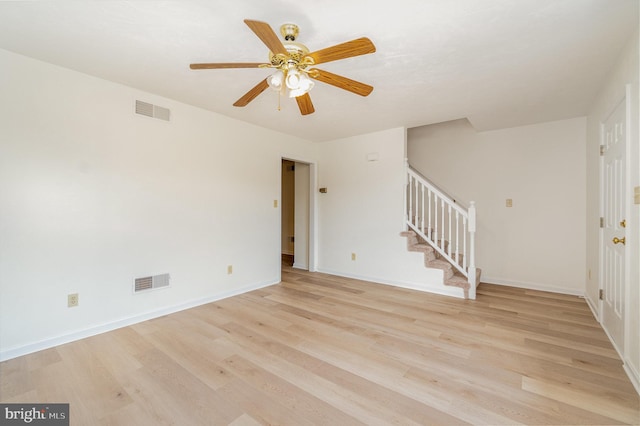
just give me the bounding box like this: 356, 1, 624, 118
134, 273, 171, 293
135, 100, 171, 121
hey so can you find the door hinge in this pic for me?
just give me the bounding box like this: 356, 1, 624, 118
600, 145, 605, 156
600, 217, 604, 228
599, 289, 604, 300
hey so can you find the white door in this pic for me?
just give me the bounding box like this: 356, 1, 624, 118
294, 162, 310, 270
601, 97, 627, 352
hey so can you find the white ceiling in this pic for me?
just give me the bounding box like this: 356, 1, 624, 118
0, 0, 637, 142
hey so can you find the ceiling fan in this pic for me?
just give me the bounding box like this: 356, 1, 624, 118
190, 19, 376, 115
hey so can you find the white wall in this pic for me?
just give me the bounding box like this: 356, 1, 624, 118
408, 117, 587, 295
0, 49, 316, 360
585, 29, 639, 391
317, 128, 462, 297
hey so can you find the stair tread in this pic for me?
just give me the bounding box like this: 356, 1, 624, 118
427, 259, 453, 269
412, 243, 434, 252
446, 274, 470, 284
445, 276, 470, 290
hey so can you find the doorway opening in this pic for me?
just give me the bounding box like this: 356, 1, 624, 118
281, 158, 314, 270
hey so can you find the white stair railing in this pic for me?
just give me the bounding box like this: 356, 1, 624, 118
403, 160, 477, 296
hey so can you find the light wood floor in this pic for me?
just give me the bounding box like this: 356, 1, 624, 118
1, 266, 639, 425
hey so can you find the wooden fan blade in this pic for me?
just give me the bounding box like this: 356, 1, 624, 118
244, 19, 288, 56
295, 93, 315, 115
233, 79, 270, 107
190, 63, 264, 69
306, 37, 376, 65
309, 68, 373, 97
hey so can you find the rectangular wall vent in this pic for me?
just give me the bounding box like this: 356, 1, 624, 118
135, 100, 154, 117
135, 100, 171, 121
153, 105, 171, 121
134, 273, 171, 293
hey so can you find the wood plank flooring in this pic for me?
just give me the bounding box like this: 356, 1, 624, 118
1, 266, 639, 425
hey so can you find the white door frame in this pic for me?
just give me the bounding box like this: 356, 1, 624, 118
280, 156, 318, 273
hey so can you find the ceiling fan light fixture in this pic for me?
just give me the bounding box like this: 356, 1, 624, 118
285, 68, 301, 90
288, 73, 314, 98
267, 70, 284, 91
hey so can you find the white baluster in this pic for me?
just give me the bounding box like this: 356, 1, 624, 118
420, 184, 425, 233
462, 217, 467, 270
455, 210, 460, 268
403, 160, 409, 230
408, 175, 413, 227
413, 178, 420, 228
468, 201, 477, 299
447, 204, 452, 257
433, 195, 438, 245
428, 190, 432, 240
440, 198, 445, 249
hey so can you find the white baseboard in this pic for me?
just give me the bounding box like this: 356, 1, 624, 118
0, 278, 279, 362
584, 293, 600, 321
624, 362, 640, 396
315, 268, 465, 299
481, 276, 585, 296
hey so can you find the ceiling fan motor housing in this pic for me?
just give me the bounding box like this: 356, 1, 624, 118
267, 23, 312, 67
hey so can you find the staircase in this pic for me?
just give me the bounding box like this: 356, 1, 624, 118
400, 229, 480, 299
402, 160, 480, 299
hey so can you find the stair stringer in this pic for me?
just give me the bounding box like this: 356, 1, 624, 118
400, 230, 480, 299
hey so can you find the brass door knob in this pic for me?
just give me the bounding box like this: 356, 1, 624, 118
613, 237, 626, 245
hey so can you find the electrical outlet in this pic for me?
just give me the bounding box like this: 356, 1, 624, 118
351, 253, 356, 261
273, 200, 278, 208
67, 293, 79, 308
506, 199, 513, 208
227, 265, 233, 275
